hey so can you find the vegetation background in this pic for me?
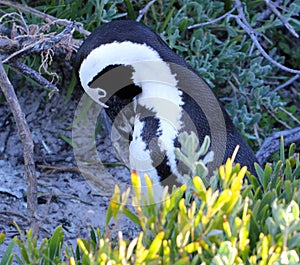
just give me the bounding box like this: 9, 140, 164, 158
0, 0, 300, 264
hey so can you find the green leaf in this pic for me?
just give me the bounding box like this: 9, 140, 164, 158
159, 7, 175, 32
123, 207, 141, 227
213, 189, 232, 214
131, 171, 141, 202
59, 134, 77, 148
124, 0, 136, 20
292, 164, 300, 179
284, 159, 294, 180
65, 70, 77, 103
106, 185, 121, 227
290, 200, 299, 219
288, 143, 297, 158
0, 232, 5, 245
184, 242, 199, 253
284, 180, 293, 203
173, 256, 190, 265
195, 161, 209, 180
288, 233, 300, 249
90, 227, 97, 245
0, 240, 15, 265
193, 176, 206, 201
259, 191, 276, 214
199, 135, 210, 155
179, 17, 188, 31
280, 136, 285, 163
47, 225, 64, 263
146, 231, 164, 260
212, 241, 237, 265
145, 174, 155, 205
263, 164, 272, 190
254, 163, 265, 189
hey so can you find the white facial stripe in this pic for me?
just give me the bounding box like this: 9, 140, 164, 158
79, 41, 162, 90
79, 41, 184, 181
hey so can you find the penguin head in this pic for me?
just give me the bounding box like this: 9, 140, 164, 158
75, 20, 189, 106
75, 20, 169, 67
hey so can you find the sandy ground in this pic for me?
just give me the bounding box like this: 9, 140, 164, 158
0, 74, 138, 257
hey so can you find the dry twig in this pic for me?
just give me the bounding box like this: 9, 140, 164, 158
265, 0, 299, 38
0, 12, 77, 98
9, 60, 59, 97
233, 0, 300, 75
188, 6, 236, 29
256, 127, 300, 165
272, 74, 300, 93
0, 61, 38, 235
257, 0, 283, 22
136, 0, 156, 22
0, 4, 80, 236
2, 21, 76, 63
188, 0, 300, 75
0, 0, 90, 36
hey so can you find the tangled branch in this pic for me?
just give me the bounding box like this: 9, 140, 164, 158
188, 0, 300, 163
189, 0, 300, 76
0, 4, 81, 235
0, 0, 90, 36
256, 127, 300, 165
0, 12, 77, 92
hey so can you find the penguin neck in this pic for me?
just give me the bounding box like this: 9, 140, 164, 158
79, 41, 184, 122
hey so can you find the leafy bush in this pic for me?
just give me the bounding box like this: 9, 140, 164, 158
4, 0, 300, 151
1, 134, 300, 264
1, 1, 300, 264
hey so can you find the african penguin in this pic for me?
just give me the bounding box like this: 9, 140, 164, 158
75, 20, 258, 192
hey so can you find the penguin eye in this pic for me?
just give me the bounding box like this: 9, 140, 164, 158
88, 64, 142, 100
115, 84, 142, 99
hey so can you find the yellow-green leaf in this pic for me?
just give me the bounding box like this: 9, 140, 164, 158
184, 242, 199, 253
146, 231, 165, 260
144, 173, 155, 205
131, 171, 141, 202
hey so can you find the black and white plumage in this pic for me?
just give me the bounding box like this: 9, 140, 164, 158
75, 20, 258, 189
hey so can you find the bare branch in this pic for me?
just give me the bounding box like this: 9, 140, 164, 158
272, 74, 300, 93
188, 6, 236, 29
257, 0, 283, 22
233, 0, 300, 75
0, 60, 38, 235
0, 0, 90, 36
0, 18, 76, 93
278, 106, 300, 126
136, 0, 156, 22
2, 22, 76, 63
265, 0, 299, 38
9, 60, 59, 97
0, 36, 18, 52
256, 127, 300, 165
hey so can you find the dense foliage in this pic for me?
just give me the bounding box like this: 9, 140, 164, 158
1, 134, 300, 264
19, 0, 300, 152
1, 0, 300, 264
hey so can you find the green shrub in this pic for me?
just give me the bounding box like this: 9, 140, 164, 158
1, 1, 300, 263
3, 0, 299, 151
1, 134, 300, 264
